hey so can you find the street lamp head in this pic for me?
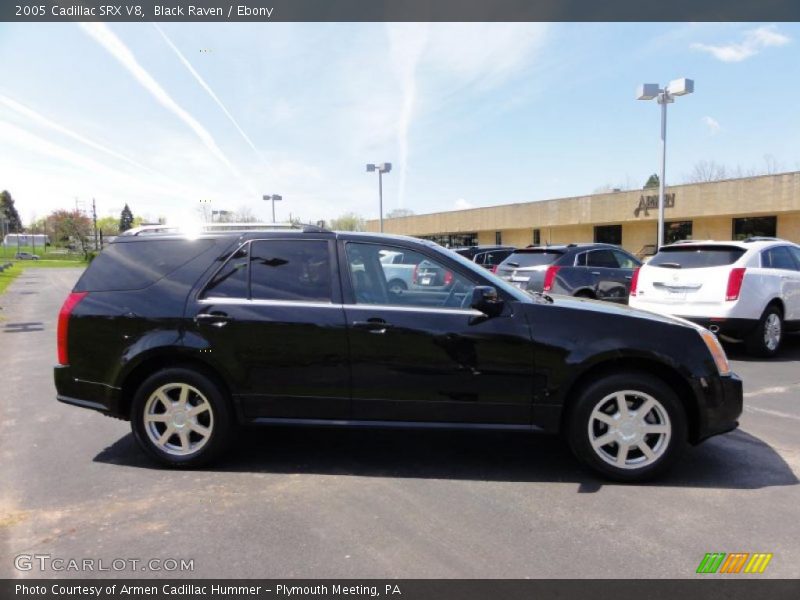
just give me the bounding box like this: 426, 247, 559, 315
272, 195, 282, 202
379, 163, 392, 173
366, 163, 376, 172
667, 78, 694, 97
636, 83, 660, 101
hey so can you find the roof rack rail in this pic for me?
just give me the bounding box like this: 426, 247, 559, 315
119, 222, 331, 236
743, 236, 783, 243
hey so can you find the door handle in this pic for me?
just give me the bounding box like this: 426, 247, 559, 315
353, 319, 392, 334
591, 271, 601, 276
195, 312, 231, 328
624, 275, 632, 280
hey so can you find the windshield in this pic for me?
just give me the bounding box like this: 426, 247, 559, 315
649, 246, 745, 268
500, 251, 562, 269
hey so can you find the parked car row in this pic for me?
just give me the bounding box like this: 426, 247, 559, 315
486, 237, 800, 358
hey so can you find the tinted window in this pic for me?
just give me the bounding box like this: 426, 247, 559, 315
500, 250, 562, 269
733, 216, 777, 240
586, 249, 619, 268
788, 247, 800, 270
594, 224, 622, 245
483, 250, 513, 266
649, 246, 745, 268
77, 239, 214, 291
762, 246, 797, 270
250, 240, 331, 302
202, 245, 248, 298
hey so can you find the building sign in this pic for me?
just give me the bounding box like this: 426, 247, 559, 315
634, 193, 675, 217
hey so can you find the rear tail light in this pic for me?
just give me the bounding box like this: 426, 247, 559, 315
629, 267, 641, 296
725, 268, 746, 301
543, 266, 561, 292
444, 270, 453, 286
57, 291, 87, 365
412, 264, 419, 285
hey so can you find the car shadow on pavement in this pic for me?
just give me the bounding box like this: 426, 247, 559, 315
94, 426, 797, 491
724, 332, 800, 363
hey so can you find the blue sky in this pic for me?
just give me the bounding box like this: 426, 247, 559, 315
0, 22, 797, 226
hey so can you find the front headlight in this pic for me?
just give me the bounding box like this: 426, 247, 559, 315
699, 329, 731, 376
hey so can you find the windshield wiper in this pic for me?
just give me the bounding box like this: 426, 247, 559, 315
505, 261, 520, 268
656, 262, 682, 269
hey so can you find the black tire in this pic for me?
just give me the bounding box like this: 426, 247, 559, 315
387, 279, 407, 294
130, 367, 234, 468
744, 305, 783, 358
566, 371, 688, 482
574, 290, 595, 299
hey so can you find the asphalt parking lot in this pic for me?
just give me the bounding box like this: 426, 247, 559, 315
1, 268, 798, 579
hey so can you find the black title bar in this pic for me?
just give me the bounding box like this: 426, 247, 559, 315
3, 0, 800, 22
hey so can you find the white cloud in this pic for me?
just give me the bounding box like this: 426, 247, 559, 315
691, 25, 791, 62
454, 198, 473, 210
79, 23, 256, 195
153, 24, 263, 162
702, 116, 721, 135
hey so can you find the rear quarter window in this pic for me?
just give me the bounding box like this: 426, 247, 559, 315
648, 246, 745, 269
76, 239, 215, 291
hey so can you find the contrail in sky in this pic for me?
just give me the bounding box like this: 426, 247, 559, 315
79, 22, 256, 196
153, 24, 264, 162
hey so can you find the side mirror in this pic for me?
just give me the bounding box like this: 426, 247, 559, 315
470, 286, 504, 317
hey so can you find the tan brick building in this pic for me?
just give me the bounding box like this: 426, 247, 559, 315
366, 171, 800, 256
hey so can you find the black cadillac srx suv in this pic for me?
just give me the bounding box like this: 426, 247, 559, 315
55, 225, 743, 481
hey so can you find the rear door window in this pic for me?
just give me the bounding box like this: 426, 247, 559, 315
250, 240, 332, 302
787, 247, 800, 270
586, 249, 619, 268
648, 246, 745, 268
762, 246, 797, 271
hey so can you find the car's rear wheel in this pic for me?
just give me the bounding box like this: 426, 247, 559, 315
745, 305, 783, 357
566, 372, 688, 482
131, 367, 233, 467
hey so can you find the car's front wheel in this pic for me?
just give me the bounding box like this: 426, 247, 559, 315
131, 367, 234, 467
566, 372, 688, 482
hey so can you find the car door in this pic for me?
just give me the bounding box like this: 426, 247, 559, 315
585, 249, 629, 302
763, 245, 800, 322
787, 246, 800, 323
188, 237, 351, 420
341, 240, 535, 425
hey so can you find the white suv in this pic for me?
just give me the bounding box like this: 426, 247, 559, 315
629, 238, 800, 356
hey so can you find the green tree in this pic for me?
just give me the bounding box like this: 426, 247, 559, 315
329, 212, 365, 231
0, 190, 23, 232
48, 209, 92, 258
119, 204, 134, 232
96, 216, 120, 236
644, 174, 660, 189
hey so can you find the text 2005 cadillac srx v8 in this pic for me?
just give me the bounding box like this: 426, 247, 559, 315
55, 226, 742, 481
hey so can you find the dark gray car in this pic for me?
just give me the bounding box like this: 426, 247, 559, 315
497, 244, 642, 302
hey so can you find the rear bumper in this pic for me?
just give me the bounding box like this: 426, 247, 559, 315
679, 317, 758, 339
695, 373, 743, 443
54, 365, 124, 418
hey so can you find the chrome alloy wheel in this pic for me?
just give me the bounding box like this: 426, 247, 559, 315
143, 383, 214, 456
587, 390, 671, 470
764, 313, 782, 352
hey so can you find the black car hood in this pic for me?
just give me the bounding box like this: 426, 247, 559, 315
521, 293, 703, 331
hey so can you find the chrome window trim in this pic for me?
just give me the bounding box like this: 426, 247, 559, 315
199, 296, 483, 316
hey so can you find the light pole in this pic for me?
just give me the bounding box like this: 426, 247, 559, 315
263, 194, 282, 222
637, 78, 694, 249
366, 163, 391, 232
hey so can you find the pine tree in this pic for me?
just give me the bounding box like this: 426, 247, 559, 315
644, 174, 660, 189
0, 190, 24, 232
119, 204, 134, 232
